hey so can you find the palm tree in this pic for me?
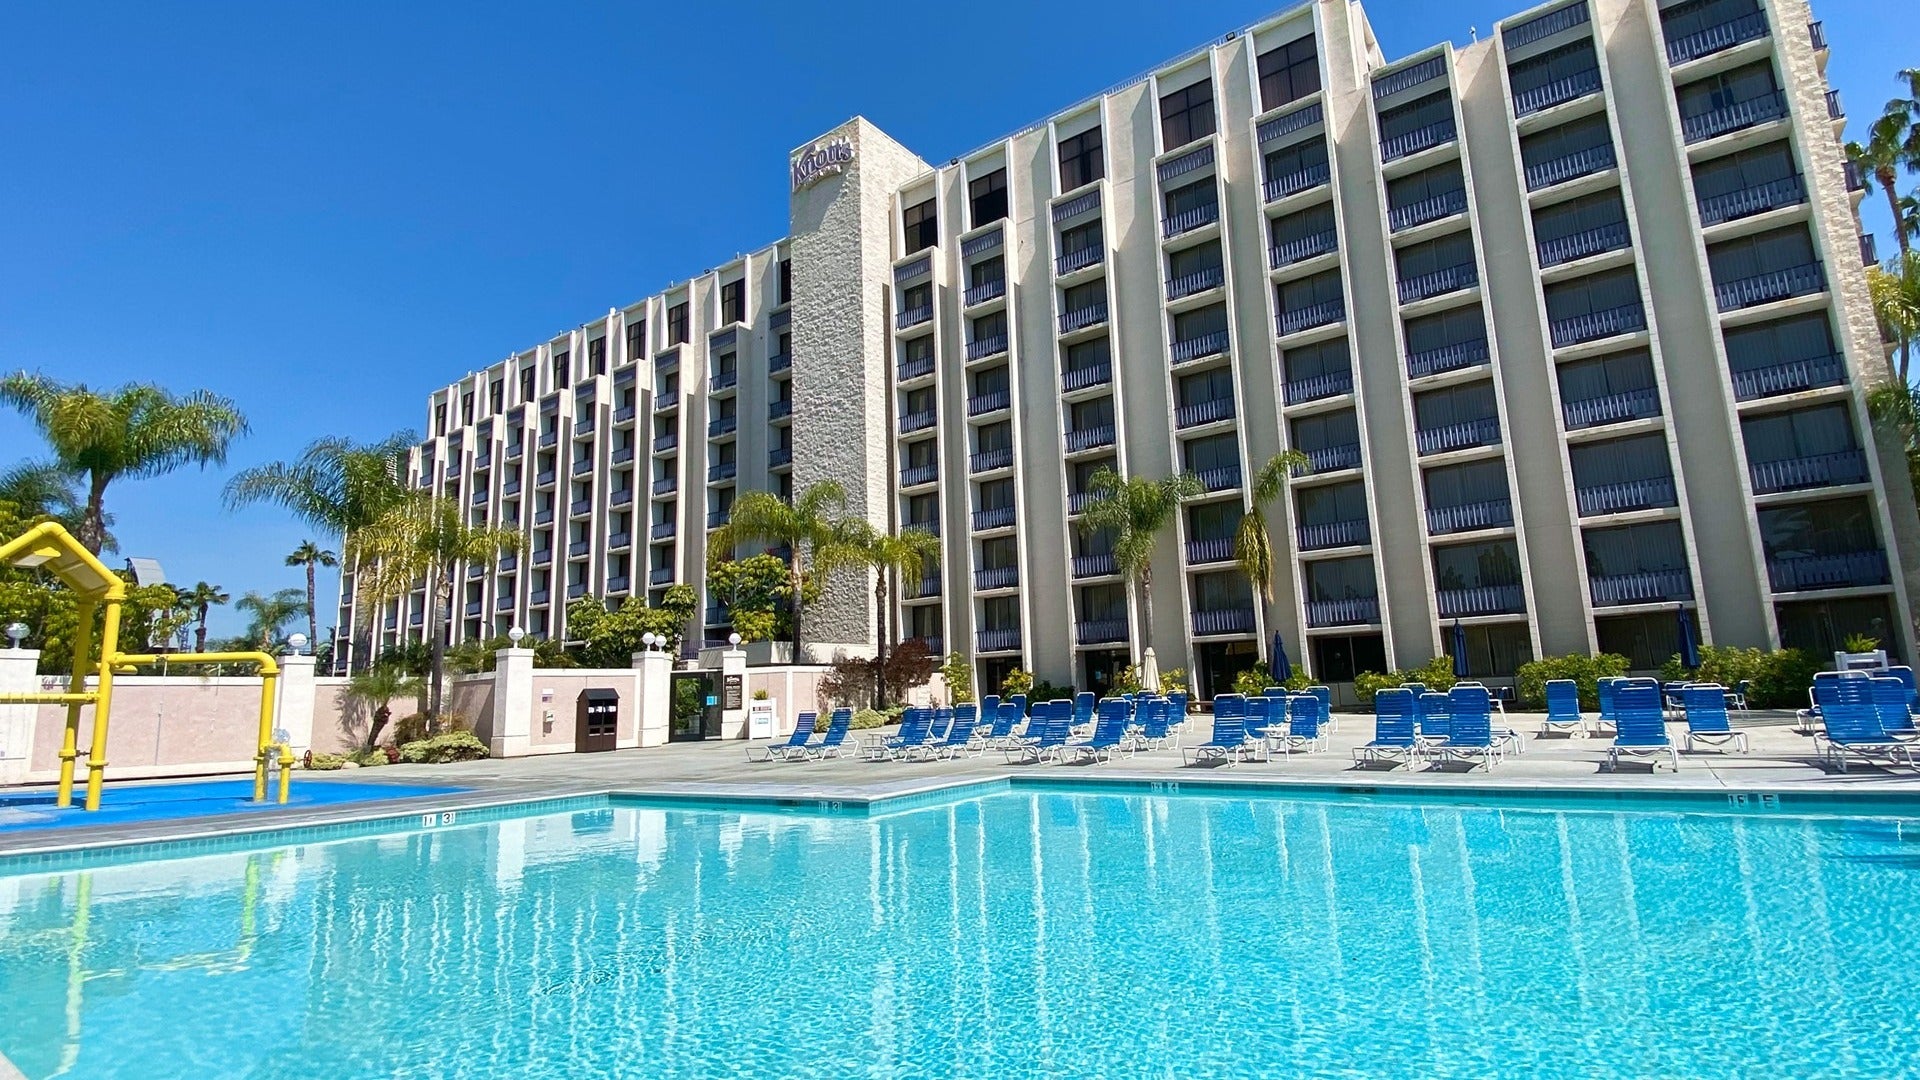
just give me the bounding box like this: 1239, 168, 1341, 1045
1234, 450, 1312, 665
349, 493, 524, 720
0, 461, 107, 546
0, 375, 248, 554
183, 581, 230, 652
1846, 72, 1920, 375
234, 588, 310, 651
343, 663, 423, 751
286, 540, 338, 652
709, 481, 848, 658
1078, 467, 1202, 683
828, 521, 941, 707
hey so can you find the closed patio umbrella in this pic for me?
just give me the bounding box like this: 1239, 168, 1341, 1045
1272, 632, 1294, 683
1676, 605, 1700, 670
1450, 619, 1470, 679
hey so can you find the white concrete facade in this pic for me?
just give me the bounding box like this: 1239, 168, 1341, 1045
348, 0, 1918, 700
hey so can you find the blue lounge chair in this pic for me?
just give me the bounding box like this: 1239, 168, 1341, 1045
1541, 679, 1586, 738
1308, 685, 1334, 732
1725, 680, 1751, 712
1185, 695, 1254, 766
927, 703, 981, 758
1071, 692, 1097, 733
1167, 692, 1190, 730
800, 708, 854, 760
1869, 676, 1920, 741
1065, 698, 1132, 763
1432, 684, 1501, 769
1415, 691, 1451, 747
1244, 694, 1278, 741
1007, 701, 1071, 763
980, 694, 1000, 721
748, 710, 817, 761
1607, 681, 1678, 771
983, 700, 1025, 748
1273, 694, 1328, 756
1798, 671, 1868, 734
1132, 696, 1179, 751
1355, 688, 1417, 765
1597, 677, 1623, 733
1818, 676, 1917, 771
1882, 668, 1920, 723
870, 706, 936, 760
1680, 685, 1748, 753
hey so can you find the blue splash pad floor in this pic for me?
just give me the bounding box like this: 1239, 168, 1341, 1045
0, 778, 468, 834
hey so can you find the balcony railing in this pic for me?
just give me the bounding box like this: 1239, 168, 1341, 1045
897, 356, 936, 382
970, 448, 1014, 473
967, 334, 1009, 361
1168, 265, 1226, 300
651, 476, 677, 495
1845, 160, 1866, 193
611, 446, 634, 465
900, 463, 938, 487
899, 409, 938, 434
1389, 189, 1468, 232
707, 462, 737, 483
571, 458, 593, 478
1306, 596, 1380, 627
1257, 101, 1324, 144
651, 521, 676, 540
1264, 163, 1332, 203
968, 390, 1011, 417
1065, 425, 1116, 453
533, 509, 554, 526
1186, 537, 1235, 564
1163, 200, 1221, 238
706, 509, 731, 529
972, 506, 1016, 531
709, 370, 738, 393
1538, 221, 1630, 267
1270, 231, 1340, 269
1059, 302, 1109, 335
653, 432, 678, 453
499, 553, 518, 572
1076, 619, 1130, 646
608, 531, 631, 550
1072, 553, 1117, 578
532, 548, 553, 566
1057, 244, 1104, 276
1713, 261, 1824, 311
768, 352, 792, 373
649, 568, 674, 586
1436, 583, 1526, 617
962, 226, 1005, 257
613, 404, 636, 424
1563, 386, 1661, 429
1171, 330, 1231, 364
539, 431, 558, 449
768, 447, 792, 468
769, 399, 793, 420
1748, 449, 1870, 494
1697, 174, 1806, 227
1279, 300, 1344, 336
1406, 338, 1491, 380
1550, 302, 1645, 348
1176, 398, 1235, 429
654, 390, 679, 412
904, 519, 939, 538
704, 606, 730, 626
1514, 67, 1603, 116
470, 489, 487, 506
896, 305, 933, 330
1068, 492, 1095, 515
1062, 364, 1112, 393
1767, 550, 1890, 592
569, 497, 593, 516
1682, 91, 1788, 144
1373, 56, 1447, 100
1398, 263, 1478, 304
1590, 568, 1694, 606
568, 539, 591, 557
1525, 143, 1615, 191
1298, 518, 1371, 550
976, 629, 1022, 653
964, 279, 1007, 307
1666, 10, 1769, 65
1860, 233, 1878, 267
503, 479, 522, 496
1427, 499, 1514, 535
1415, 417, 1502, 455
1053, 188, 1101, 223
1192, 607, 1257, 636
1285, 369, 1354, 404
905, 575, 941, 599
1575, 475, 1676, 515
1381, 119, 1457, 162
1196, 465, 1242, 491
1299, 442, 1363, 473
707, 415, 737, 438
1809, 19, 1826, 50
495, 595, 515, 611
1730, 353, 1845, 401
974, 566, 1019, 590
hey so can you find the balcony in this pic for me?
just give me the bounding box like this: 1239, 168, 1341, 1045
897, 305, 933, 330
1163, 200, 1221, 239
1698, 174, 1806, 227
651, 521, 676, 540
614, 404, 636, 424
708, 462, 737, 483
1665, 10, 1769, 65
571, 458, 594, 477
503, 479, 522, 496
899, 410, 938, 434
1306, 596, 1380, 628
570, 498, 593, 516
1264, 163, 1331, 203
539, 431, 558, 449
1715, 261, 1824, 311
1563, 386, 1661, 429
1591, 568, 1694, 606
1381, 119, 1457, 163
532, 549, 553, 567
611, 446, 634, 465
1731, 353, 1845, 400
1406, 338, 1491, 380
536, 469, 557, 486
1059, 302, 1109, 335
972, 506, 1016, 531
566, 583, 589, 600
1270, 231, 1340, 269
574, 416, 596, 436
568, 539, 591, 557
1514, 67, 1603, 116
968, 390, 1011, 417
897, 356, 936, 382
900, 463, 939, 487
1171, 330, 1230, 365
1298, 519, 1370, 550
1062, 364, 1112, 393
1192, 607, 1256, 636
1057, 245, 1104, 276
654, 391, 680, 412
1176, 398, 1235, 429
1068, 491, 1095, 515
1427, 499, 1514, 535
768, 352, 792, 373
1389, 190, 1468, 232
653, 432, 679, 453
1299, 442, 1363, 474
1415, 417, 1502, 455
649, 568, 674, 586
1526, 143, 1616, 191
904, 519, 940, 538
1538, 222, 1630, 267
974, 566, 1019, 590
607, 576, 630, 594
1073, 553, 1117, 578
499, 553, 518, 572
1846, 160, 1867, 193
1285, 369, 1355, 404
1576, 476, 1677, 516
769, 399, 792, 420
1398, 263, 1479, 304
609, 532, 631, 550
1436, 583, 1526, 617
470, 489, 487, 506
710, 371, 740, 396
496, 595, 515, 611
1159, 143, 1215, 183
1076, 619, 1130, 646
1186, 537, 1235, 564
1767, 550, 1890, 592
464, 601, 483, 618
533, 509, 555, 526
768, 447, 793, 468
1196, 465, 1242, 492
1257, 100, 1324, 143
1279, 300, 1344, 337
964, 279, 1007, 307
1550, 303, 1645, 348
976, 629, 1022, 653
651, 476, 678, 496
1683, 91, 1788, 144
704, 606, 730, 626
708, 415, 738, 438
967, 335, 1009, 361
1375, 55, 1447, 99
1065, 425, 1116, 453
971, 448, 1014, 473
1861, 234, 1878, 267
1809, 19, 1826, 50
1749, 449, 1870, 494
1168, 265, 1226, 300
904, 573, 942, 600
505, 443, 524, 460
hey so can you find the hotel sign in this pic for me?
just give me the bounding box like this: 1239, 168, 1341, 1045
791, 136, 855, 192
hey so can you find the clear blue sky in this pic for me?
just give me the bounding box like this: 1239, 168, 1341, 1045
1, 0, 1910, 639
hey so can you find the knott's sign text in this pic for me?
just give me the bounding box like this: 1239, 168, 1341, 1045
791, 137, 854, 192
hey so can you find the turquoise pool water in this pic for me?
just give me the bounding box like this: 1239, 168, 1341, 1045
1, 788, 1916, 1078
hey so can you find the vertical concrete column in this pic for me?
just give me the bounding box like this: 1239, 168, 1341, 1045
275, 654, 318, 756
0, 648, 41, 786
633, 648, 672, 748
489, 647, 535, 758
720, 646, 749, 739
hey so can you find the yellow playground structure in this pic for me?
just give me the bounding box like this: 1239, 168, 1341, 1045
0, 521, 292, 810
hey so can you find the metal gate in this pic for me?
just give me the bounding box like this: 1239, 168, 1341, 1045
669, 671, 722, 741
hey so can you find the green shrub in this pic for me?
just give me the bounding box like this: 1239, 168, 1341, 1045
939, 652, 974, 704
1030, 679, 1077, 703
1231, 663, 1313, 697
1513, 653, 1631, 709
850, 709, 889, 730
1112, 664, 1143, 695
397, 731, 491, 764
1353, 656, 1460, 704
1158, 667, 1187, 695
1000, 668, 1035, 697
351, 749, 388, 768
305, 752, 348, 771
1659, 645, 1820, 709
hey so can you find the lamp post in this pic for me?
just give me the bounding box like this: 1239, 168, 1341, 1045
508, 626, 526, 648
286, 633, 309, 657
5, 622, 28, 650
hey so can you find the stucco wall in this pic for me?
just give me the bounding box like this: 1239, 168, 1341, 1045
522, 669, 641, 751
29, 676, 266, 780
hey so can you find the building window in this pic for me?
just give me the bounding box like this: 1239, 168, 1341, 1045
904, 198, 938, 254
1058, 126, 1104, 191
489, 379, 504, 413
625, 319, 646, 362
434, 402, 447, 436
552, 352, 570, 389
519, 366, 536, 402
1257, 36, 1320, 113
1159, 79, 1217, 151
969, 168, 1008, 228
667, 303, 690, 345
721, 280, 746, 325
588, 338, 607, 376
460, 392, 474, 424
778, 259, 792, 306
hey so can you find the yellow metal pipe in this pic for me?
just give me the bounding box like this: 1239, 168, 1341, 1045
112, 652, 280, 673
277, 742, 293, 805
56, 600, 98, 809
253, 670, 278, 803
83, 602, 124, 812
0, 693, 97, 705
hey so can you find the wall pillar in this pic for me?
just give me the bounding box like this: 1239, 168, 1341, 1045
0, 648, 40, 786
490, 647, 535, 758
275, 654, 318, 757
633, 649, 672, 748
720, 646, 749, 739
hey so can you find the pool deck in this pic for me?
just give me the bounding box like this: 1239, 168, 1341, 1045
4, 711, 1918, 860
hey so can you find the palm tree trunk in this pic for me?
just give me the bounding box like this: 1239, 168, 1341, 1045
1140, 570, 1155, 658
874, 573, 889, 709
80, 472, 109, 555
789, 553, 805, 658
427, 571, 448, 722
305, 563, 319, 654
1890, 178, 1911, 258
195, 604, 209, 653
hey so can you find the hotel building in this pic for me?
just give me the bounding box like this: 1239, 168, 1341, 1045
346, 0, 1920, 698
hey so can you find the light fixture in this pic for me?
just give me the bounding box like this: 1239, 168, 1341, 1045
728, 632, 742, 647
642, 632, 657, 650
509, 626, 526, 646
287, 632, 309, 655
5, 622, 28, 649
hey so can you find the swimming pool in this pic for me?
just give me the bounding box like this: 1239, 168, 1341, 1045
1, 785, 1915, 1078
